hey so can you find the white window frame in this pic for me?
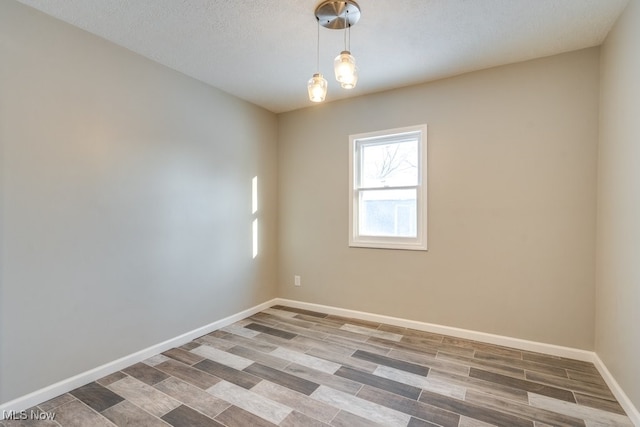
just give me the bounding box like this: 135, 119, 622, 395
349, 124, 427, 251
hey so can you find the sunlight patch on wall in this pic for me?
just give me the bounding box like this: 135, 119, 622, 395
252, 176, 258, 258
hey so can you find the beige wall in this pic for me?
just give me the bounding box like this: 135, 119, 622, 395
0, 1, 278, 403
278, 48, 599, 350
597, 0, 640, 410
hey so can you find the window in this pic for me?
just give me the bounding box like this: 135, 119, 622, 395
349, 125, 427, 250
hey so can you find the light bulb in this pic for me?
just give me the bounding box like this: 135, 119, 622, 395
307, 73, 328, 102
340, 66, 358, 89
334, 51, 357, 89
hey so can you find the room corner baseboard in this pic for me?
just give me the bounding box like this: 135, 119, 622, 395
592, 354, 640, 426
0, 298, 278, 418
274, 298, 640, 425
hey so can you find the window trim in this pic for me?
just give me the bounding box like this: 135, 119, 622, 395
348, 125, 428, 251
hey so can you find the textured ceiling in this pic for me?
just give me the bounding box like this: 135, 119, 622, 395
16, 0, 629, 113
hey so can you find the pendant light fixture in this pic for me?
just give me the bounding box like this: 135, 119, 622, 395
309, 0, 361, 102
334, 6, 358, 89
307, 18, 327, 103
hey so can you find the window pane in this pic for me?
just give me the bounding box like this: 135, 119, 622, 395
359, 189, 417, 237
360, 139, 418, 188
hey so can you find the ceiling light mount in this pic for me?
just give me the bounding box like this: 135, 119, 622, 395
308, 0, 361, 102
315, 0, 361, 30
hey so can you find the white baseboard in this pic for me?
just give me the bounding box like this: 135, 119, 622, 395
0, 298, 277, 418
592, 354, 640, 426
2, 297, 638, 426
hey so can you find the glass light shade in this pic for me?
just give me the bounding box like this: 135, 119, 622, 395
340, 66, 358, 89
334, 51, 358, 89
307, 73, 328, 102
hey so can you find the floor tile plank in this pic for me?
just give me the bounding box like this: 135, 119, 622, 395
388, 349, 470, 377
263, 308, 300, 319
153, 377, 230, 419
374, 365, 467, 400
271, 347, 341, 374
441, 336, 523, 359
325, 315, 381, 329
102, 400, 169, 427
96, 372, 128, 387
353, 350, 429, 376
529, 393, 634, 427
521, 352, 600, 375
525, 370, 615, 400
356, 384, 460, 427
193, 359, 262, 389
341, 324, 403, 342
283, 363, 363, 395
162, 348, 206, 366
253, 332, 314, 353
53, 400, 118, 427
567, 369, 608, 386
311, 385, 411, 426
161, 404, 223, 427
193, 334, 237, 351
437, 351, 526, 378
366, 336, 441, 357
306, 346, 379, 373
574, 392, 627, 415
251, 380, 339, 423
37, 393, 77, 412
107, 376, 181, 417
218, 331, 279, 353
191, 345, 253, 370
464, 388, 586, 427
324, 335, 392, 356
272, 305, 329, 318
122, 362, 170, 386
227, 344, 291, 370
214, 405, 278, 427
280, 411, 330, 427
69, 382, 124, 413
207, 381, 292, 424
408, 417, 441, 427
311, 324, 372, 342
469, 368, 576, 403
474, 351, 568, 378
428, 369, 529, 403
154, 359, 221, 390
293, 335, 356, 356
418, 388, 534, 427
335, 366, 422, 399
244, 362, 320, 395
329, 410, 384, 426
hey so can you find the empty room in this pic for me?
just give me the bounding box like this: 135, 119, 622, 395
1, 0, 639, 426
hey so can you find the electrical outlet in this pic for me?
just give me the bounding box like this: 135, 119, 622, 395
294, 275, 301, 287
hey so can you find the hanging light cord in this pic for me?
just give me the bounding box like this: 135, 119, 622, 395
316, 18, 321, 71
343, 5, 348, 51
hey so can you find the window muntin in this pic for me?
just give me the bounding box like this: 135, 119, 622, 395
349, 125, 427, 250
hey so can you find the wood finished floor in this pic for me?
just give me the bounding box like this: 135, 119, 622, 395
2, 305, 633, 427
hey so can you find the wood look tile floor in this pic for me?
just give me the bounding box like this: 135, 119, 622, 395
2, 306, 633, 427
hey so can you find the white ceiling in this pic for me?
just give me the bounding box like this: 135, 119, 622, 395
17, 0, 629, 113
